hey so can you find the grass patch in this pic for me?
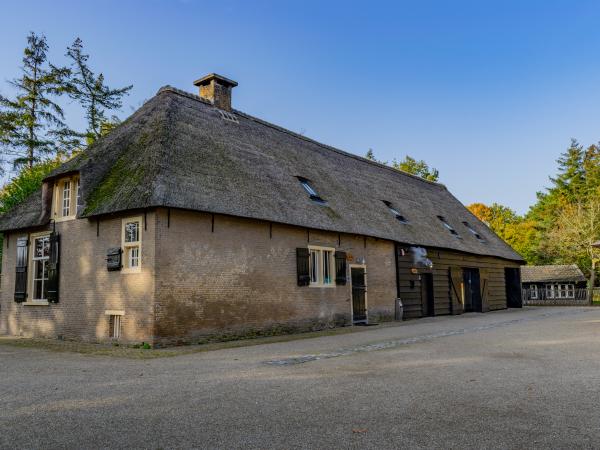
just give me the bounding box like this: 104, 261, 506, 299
0, 325, 382, 359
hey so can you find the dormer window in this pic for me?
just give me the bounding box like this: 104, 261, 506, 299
297, 177, 326, 204
437, 216, 460, 238
53, 175, 80, 221
463, 221, 485, 242
383, 200, 408, 224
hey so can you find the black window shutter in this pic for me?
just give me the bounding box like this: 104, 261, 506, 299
296, 248, 310, 286
14, 237, 28, 302
47, 232, 60, 303
335, 251, 347, 285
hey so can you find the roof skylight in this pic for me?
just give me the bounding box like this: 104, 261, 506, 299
297, 177, 326, 204
463, 221, 485, 242
437, 216, 460, 238
383, 200, 408, 224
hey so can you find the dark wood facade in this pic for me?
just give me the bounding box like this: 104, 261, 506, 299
396, 245, 522, 319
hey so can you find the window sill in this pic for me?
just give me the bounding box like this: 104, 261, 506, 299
23, 301, 49, 306
309, 284, 336, 288
122, 268, 142, 274
53, 215, 77, 223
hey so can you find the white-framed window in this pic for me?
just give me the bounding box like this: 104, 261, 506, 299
545, 283, 575, 299
31, 234, 50, 301
62, 180, 71, 216
530, 285, 538, 299
122, 217, 142, 272
308, 245, 335, 287
53, 176, 80, 221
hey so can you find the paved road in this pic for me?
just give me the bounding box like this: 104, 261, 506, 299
2, 307, 600, 449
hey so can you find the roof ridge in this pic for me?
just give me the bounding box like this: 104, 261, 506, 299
156, 85, 447, 189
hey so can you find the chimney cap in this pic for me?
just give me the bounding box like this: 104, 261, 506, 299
193, 73, 238, 88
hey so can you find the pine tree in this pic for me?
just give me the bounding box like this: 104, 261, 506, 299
583, 143, 600, 196
66, 38, 132, 144
550, 139, 585, 202
0, 32, 70, 169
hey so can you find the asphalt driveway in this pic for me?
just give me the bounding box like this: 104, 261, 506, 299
2, 307, 600, 449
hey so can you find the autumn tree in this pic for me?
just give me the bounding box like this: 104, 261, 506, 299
543, 199, 600, 293
0, 32, 70, 169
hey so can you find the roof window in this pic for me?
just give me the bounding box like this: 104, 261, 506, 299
437, 216, 460, 238
383, 201, 408, 224
297, 177, 326, 204
463, 221, 485, 242
219, 110, 239, 123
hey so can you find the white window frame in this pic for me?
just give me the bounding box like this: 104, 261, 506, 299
122, 216, 142, 273
53, 175, 80, 222
25, 232, 51, 305
308, 245, 336, 287
546, 283, 575, 299
530, 285, 538, 299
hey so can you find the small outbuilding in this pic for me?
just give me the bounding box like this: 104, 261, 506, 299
521, 265, 587, 301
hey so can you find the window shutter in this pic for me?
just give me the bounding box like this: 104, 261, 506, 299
47, 232, 60, 303
296, 248, 310, 286
335, 251, 347, 285
14, 237, 28, 302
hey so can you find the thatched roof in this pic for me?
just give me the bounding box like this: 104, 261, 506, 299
0, 85, 522, 261
521, 265, 586, 283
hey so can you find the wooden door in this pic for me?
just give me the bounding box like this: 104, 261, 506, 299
504, 268, 523, 308
421, 273, 435, 317
449, 267, 464, 314
463, 268, 482, 312
351, 267, 367, 323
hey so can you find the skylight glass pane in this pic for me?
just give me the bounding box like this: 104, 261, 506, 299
438, 216, 459, 236
301, 181, 318, 197
383, 200, 408, 223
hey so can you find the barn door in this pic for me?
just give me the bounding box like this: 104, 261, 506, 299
463, 268, 482, 312
479, 268, 489, 312
421, 273, 435, 317
504, 268, 523, 308
448, 267, 463, 314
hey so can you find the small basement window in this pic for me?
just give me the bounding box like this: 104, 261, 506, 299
382, 200, 408, 223
109, 314, 122, 339
437, 216, 460, 238
463, 221, 485, 242
297, 177, 326, 204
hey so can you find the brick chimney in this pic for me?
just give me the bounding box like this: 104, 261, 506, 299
193, 73, 238, 111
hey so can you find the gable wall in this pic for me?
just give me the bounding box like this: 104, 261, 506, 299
153, 208, 397, 345
0, 213, 156, 343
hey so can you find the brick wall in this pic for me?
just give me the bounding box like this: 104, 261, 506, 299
0, 212, 156, 343
153, 208, 397, 345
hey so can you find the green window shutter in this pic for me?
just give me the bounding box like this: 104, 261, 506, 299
335, 251, 347, 285
47, 232, 60, 303
296, 248, 310, 286
14, 237, 28, 303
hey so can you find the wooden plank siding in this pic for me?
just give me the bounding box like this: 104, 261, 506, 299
396, 245, 522, 319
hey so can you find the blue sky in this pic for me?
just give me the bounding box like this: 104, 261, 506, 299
1, 0, 600, 214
